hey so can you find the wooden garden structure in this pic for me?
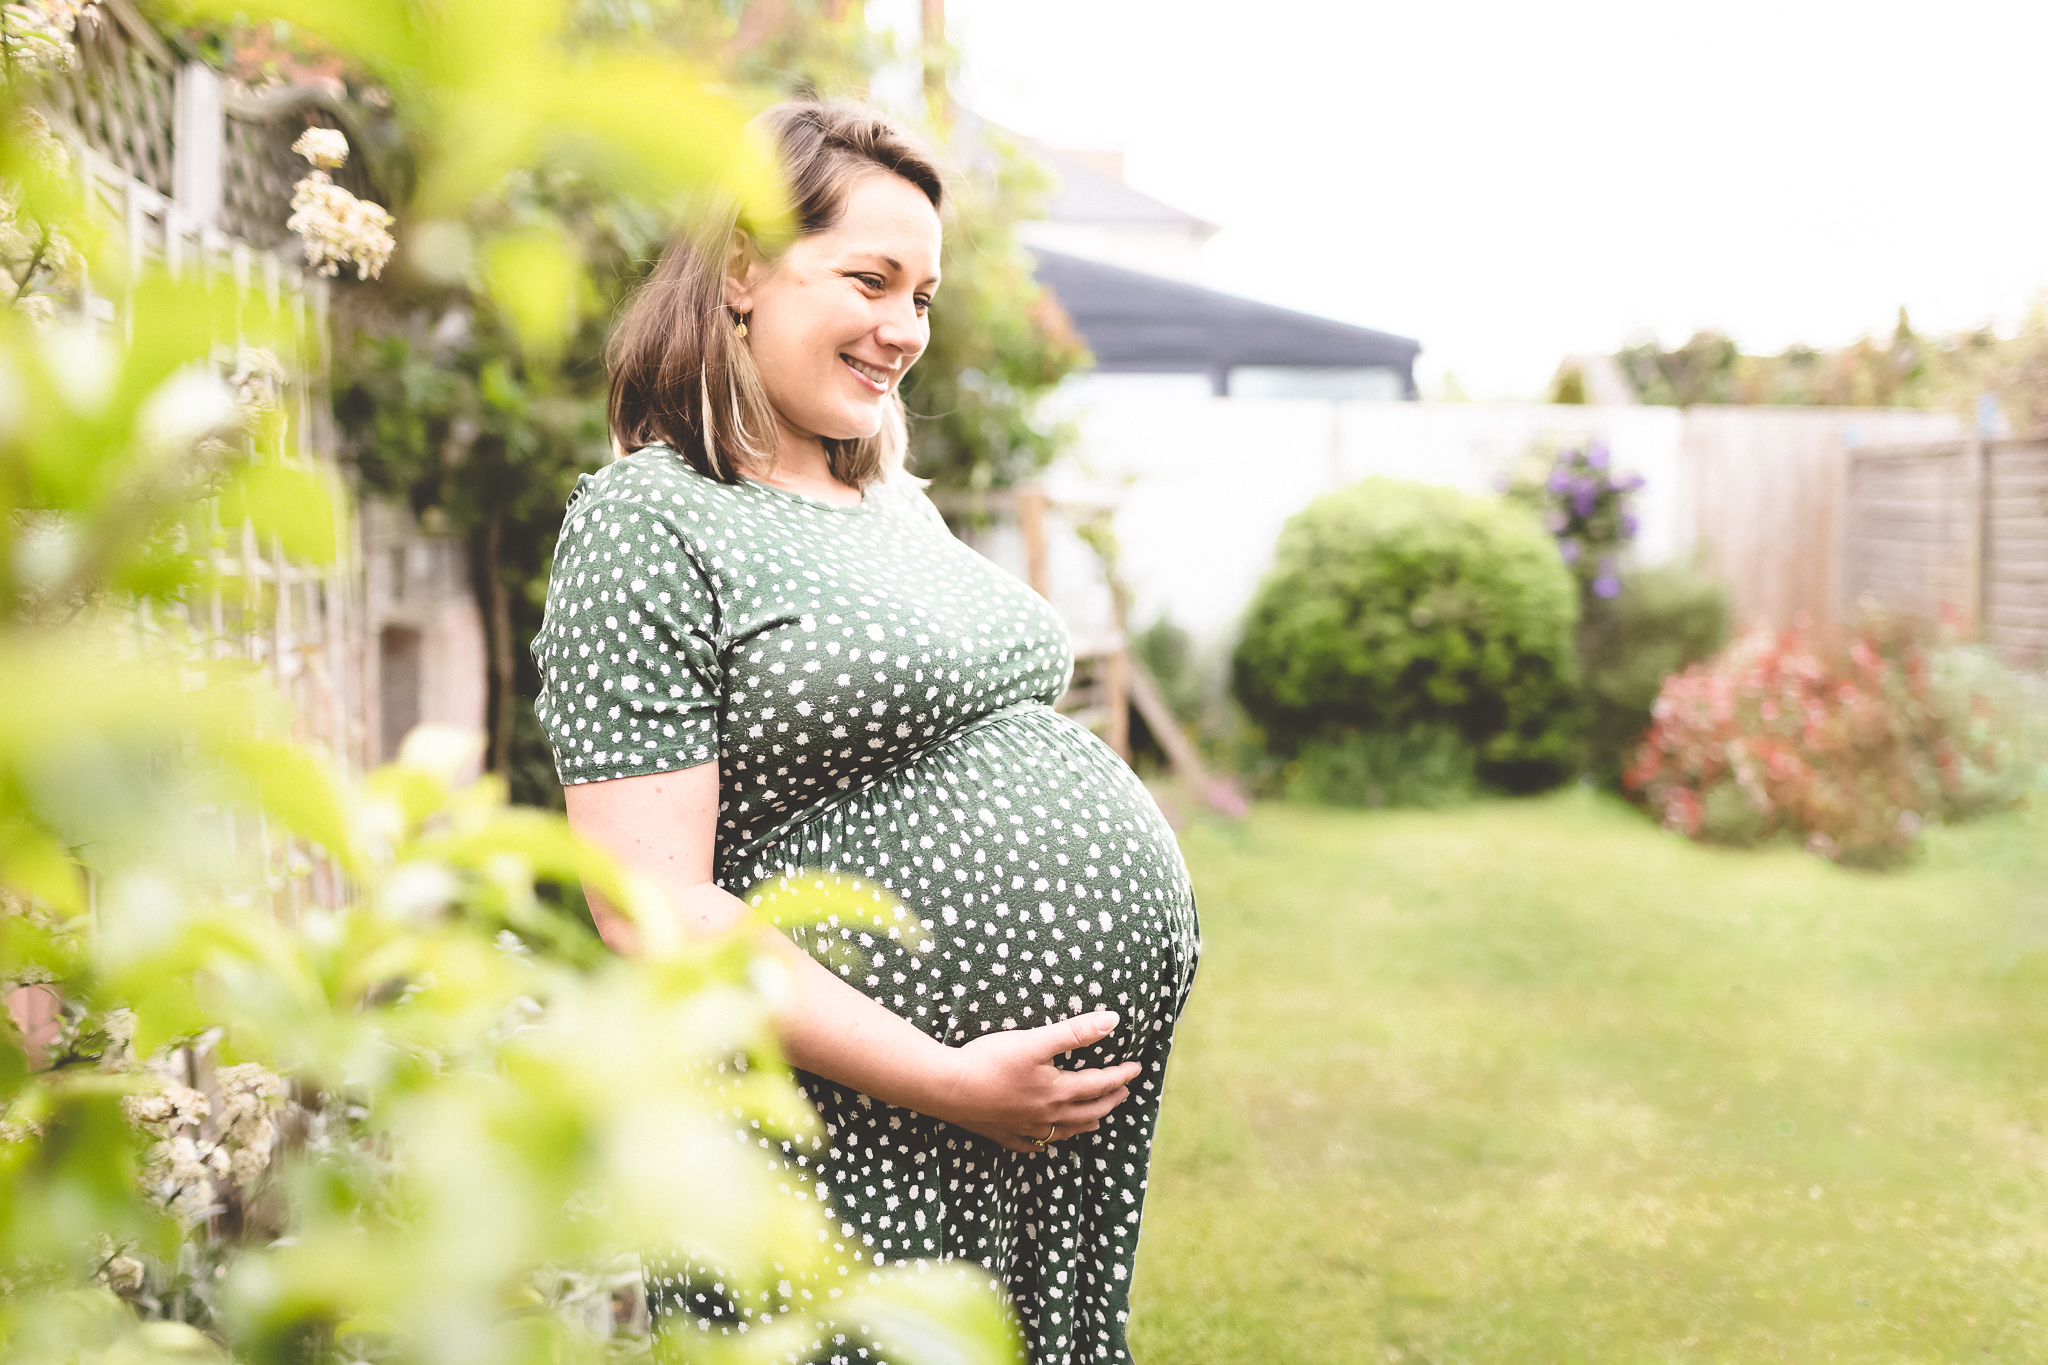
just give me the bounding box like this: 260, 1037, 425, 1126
930, 486, 1238, 816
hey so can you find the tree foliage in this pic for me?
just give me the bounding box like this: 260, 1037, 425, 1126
327, 174, 665, 802
901, 123, 1089, 491
1608, 305, 2048, 426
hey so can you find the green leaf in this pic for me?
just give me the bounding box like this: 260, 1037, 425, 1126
0, 912, 85, 983
417, 808, 626, 905
103, 1321, 233, 1365
479, 225, 580, 360
216, 462, 339, 565
0, 821, 84, 915
0, 1026, 29, 1104
0, 1079, 172, 1270
834, 1266, 1024, 1365
120, 972, 207, 1058
538, 51, 792, 239
169, 0, 434, 94
217, 739, 360, 872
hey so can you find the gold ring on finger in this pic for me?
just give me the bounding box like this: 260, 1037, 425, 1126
1044, 1122, 1058, 1144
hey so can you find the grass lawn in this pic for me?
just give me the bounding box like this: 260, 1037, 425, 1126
1130, 788, 2048, 1364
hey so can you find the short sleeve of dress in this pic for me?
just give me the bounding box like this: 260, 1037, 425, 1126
531, 481, 725, 785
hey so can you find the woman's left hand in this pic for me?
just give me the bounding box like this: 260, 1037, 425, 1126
924, 1010, 1140, 1153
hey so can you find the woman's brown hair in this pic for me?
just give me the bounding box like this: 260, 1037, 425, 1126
606, 101, 945, 488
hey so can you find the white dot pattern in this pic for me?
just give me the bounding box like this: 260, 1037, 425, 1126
532, 446, 1201, 1364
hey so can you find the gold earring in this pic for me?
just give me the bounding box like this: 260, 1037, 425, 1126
734, 313, 749, 340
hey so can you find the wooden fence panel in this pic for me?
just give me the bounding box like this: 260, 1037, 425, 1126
1986, 439, 2048, 665
1839, 435, 2048, 666
1681, 407, 1961, 629
1842, 442, 1975, 627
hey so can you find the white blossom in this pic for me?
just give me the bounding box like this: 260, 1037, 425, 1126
381, 859, 461, 922
124, 1056, 286, 1225
3, 109, 84, 324
96, 1246, 146, 1295
286, 171, 396, 280
231, 345, 288, 413
136, 365, 238, 456
97, 1007, 136, 1070
1, 0, 94, 75
290, 127, 350, 170
214, 1061, 285, 1183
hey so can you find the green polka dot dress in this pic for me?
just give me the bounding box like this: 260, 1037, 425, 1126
532, 445, 1200, 1364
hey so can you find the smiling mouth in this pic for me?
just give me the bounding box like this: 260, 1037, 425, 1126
841, 354, 895, 393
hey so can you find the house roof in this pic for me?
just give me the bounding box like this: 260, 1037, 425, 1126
1035, 146, 1217, 236
1030, 249, 1421, 391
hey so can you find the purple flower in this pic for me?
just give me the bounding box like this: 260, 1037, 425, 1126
1559, 538, 1582, 564
1593, 574, 1622, 599
1621, 512, 1640, 538
1546, 470, 1570, 494
1587, 443, 1611, 470
1572, 485, 1598, 518
1621, 472, 1646, 491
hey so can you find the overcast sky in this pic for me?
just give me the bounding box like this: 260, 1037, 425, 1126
874, 0, 2048, 399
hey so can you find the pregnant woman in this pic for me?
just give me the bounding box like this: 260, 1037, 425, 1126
533, 101, 1199, 1364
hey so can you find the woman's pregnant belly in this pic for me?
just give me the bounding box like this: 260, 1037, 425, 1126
727, 703, 1200, 1063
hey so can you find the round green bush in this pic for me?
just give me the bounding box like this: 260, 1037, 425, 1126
1232, 477, 1584, 794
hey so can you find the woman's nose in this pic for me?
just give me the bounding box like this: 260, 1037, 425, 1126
875, 296, 925, 356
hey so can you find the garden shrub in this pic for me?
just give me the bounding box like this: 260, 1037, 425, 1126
1579, 564, 1732, 785
1627, 615, 2045, 867
1925, 641, 2048, 815
1232, 478, 1584, 798
1288, 722, 1479, 808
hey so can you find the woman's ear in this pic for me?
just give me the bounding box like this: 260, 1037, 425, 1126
725, 229, 760, 315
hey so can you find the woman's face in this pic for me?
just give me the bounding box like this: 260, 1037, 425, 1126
730, 171, 941, 449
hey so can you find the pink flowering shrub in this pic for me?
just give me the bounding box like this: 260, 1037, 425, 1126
1626, 617, 2038, 867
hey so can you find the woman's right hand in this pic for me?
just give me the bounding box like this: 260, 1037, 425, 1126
924, 1011, 1142, 1154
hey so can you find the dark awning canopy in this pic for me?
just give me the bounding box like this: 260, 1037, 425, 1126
1029, 249, 1420, 397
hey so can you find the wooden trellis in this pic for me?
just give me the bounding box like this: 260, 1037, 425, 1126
34, 1, 381, 923
41, 2, 177, 198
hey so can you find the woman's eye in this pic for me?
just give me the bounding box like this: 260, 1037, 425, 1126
853, 273, 884, 291
914, 295, 932, 314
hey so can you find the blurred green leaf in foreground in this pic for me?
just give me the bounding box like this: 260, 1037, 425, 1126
0, 7, 1017, 1360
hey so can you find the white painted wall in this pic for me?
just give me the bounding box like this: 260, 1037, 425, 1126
1042, 394, 1959, 651
1045, 397, 1683, 647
